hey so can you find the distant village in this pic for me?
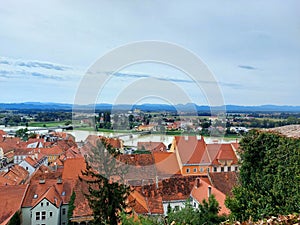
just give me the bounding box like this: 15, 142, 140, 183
0, 127, 240, 225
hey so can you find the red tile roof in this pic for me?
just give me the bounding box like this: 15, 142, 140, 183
22, 178, 75, 208
2, 165, 29, 185
32, 185, 62, 208
118, 154, 156, 183
71, 179, 93, 219
208, 172, 239, 196
0, 184, 28, 224
137, 142, 166, 152
191, 178, 230, 215
38, 145, 64, 156
62, 158, 86, 180
174, 136, 209, 165
153, 152, 181, 177
208, 144, 238, 166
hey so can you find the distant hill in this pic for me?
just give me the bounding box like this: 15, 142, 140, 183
0, 102, 300, 112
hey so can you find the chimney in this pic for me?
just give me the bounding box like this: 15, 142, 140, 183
196, 135, 202, 140
196, 178, 201, 188
208, 186, 212, 197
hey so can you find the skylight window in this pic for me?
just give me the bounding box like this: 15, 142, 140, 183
33, 194, 38, 199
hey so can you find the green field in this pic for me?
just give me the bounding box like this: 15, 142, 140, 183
28, 121, 67, 127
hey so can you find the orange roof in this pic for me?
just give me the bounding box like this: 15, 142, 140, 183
208, 144, 238, 165
72, 179, 93, 218
137, 142, 166, 152
153, 152, 181, 177
0, 176, 15, 186
174, 136, 209, 165
129, 190, 149, 214
208, 172, 238, 196
62, 158, 86, 180
118, 154, 157, 183
32, 185, 62, 208
191, 178, 230, 215
38, 145, 64, 156
2, 165, 29, 185
0, 184, 28, 224
22, 178, 75, 207
24, 156, 38, 167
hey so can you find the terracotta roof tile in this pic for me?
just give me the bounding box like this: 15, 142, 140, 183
191, 178, 230, 215
62, 158, 86, 180
208, 144, 238, 166
153, 152, 181, 178
137, 142, 167, 152
0, 184, 28, 224
174, 136, 209, 165
208, 172, 238, 196
2, 165, 29, 185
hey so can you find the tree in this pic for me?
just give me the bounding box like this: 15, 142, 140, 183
8, 211, 21, 225
226, 129, 300, 221
15, 128, 29, 141
67, 191, 76, 225
198, 195, 226, 225
80, 139, 131, 225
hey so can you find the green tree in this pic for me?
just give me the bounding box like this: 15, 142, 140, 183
15, 128, 29, 141
167, 200, 199, 225
226, 129, 300, 221
198, 195, 226, 225
67, 191, 76, 225
81, 139, 131, 225
8, 211, 21, 225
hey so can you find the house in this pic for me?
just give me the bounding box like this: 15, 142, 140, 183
137, 142, 167, 152
21, 175, 75, 225
19, 154, 48, 175
0, 184, 28, 225
38, 145, 64, 163
170, 136, 211, 175
152, 152, 181, 179
207, 143, 239, 172
208, 171, 238, 196
190, 177, 230, 215
0, 165, 29, 185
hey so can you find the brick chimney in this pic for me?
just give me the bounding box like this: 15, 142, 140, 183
196, 177, 201, 188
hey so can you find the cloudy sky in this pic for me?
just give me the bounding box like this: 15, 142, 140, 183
0, 0, 299, 106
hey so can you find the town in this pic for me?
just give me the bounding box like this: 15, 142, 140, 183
0, 107, 299, 224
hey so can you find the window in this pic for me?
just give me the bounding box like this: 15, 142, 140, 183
26, 167, 28, 170
228, 166, 231, 172
36, 212, 40, 220
46, 202, 49, 206
174, 206, 179, 211
186, 168, 190, 173
41, 203, 43, 207
200, 167, 203, 172
207, 168, 210, 172
213, 167, 217, 172
41, 211, 46, 220
235, 166, 238, 171
49, 212, 53, 217
193, 168, 197, 173
193, 202, 196, 207
221, 167, 224, 172
62, 208, 66, 215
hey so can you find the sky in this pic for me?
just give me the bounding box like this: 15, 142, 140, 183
0, 0, 299, 106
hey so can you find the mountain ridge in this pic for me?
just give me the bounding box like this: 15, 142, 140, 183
0, 102, 300, 112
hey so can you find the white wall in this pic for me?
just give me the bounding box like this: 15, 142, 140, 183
31, 199, 60, 225
19, 160, 35, 175
163, 201, 186, 215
